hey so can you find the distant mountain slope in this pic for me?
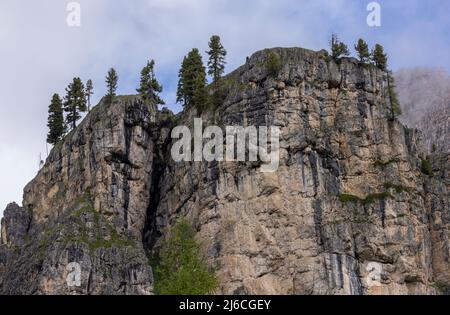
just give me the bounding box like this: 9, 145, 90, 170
395, 68, 450, 153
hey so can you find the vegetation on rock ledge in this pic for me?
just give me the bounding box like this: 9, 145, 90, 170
421, 159, 434, 177
338, 192, 392, 205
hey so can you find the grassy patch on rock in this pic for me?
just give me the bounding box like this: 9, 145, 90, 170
338, 192, 392, 205
373, 158, 400, 168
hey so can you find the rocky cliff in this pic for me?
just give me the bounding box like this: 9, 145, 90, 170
395, 68, 450, 153
1, 47, 449, 295
0, 96, 161, 294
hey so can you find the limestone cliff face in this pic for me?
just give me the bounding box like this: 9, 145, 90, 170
0, 96, 164, 294
0, 47, 449, 295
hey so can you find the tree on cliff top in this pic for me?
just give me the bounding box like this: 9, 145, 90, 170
372, 44, 388, 71
137, 59, 165, 106
63, 77, 86, 131
176, 48, 207, 111
154, 219, 218, 295
355, 39, 370, 63
206, 35, 227, 84
105, 68, 118, 104
85, 79, 93, 112
192, 68, 209, 113
330, 33, 350, 60
47, 93, 65, 145
206, 35, 227, 109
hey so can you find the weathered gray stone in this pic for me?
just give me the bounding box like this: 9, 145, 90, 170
1, 202, 31, 248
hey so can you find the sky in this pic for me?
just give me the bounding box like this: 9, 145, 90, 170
1, 0, 450, 218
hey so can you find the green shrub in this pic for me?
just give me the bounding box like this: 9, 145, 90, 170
421, 159, 434, 176
432, 144, 437, 153
362, 192, 392, 205
266, 52, 282, 77
154, 219, 219, 295
338, 194, 361, 203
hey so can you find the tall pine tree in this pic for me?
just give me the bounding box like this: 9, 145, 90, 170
372, 44, 388, 70
192, 69, 209, 113
176, 48, 206, 110
137, 60, 165, 106
388, 73, 402, 118
355, 39, 370, 63
85, 79, 93, 112
206, 35, 226, 83
47, 93, 65, 145
176, 56, 190, 106
63, 77, 86, 131
206, 36, 227, 109
105, 68, 118, 104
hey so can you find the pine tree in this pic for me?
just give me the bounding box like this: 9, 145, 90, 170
85, 79, 93, 112
192, 68, 209, 113
176, 56, 189, 106
372, 44, 388, 70
206, 35, 227, 83
137, 60, 165, 106
105, 68, 118, 104
47, 94, 65, 145
387, 73, 402, 118
176, 49, 206, 109
355, 39, 370, 63
154, 219, 219, 295
63, 77, 86, 130
330, 33, 350, 60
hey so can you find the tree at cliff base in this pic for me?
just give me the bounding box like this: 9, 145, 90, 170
154, 219, 218, 295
